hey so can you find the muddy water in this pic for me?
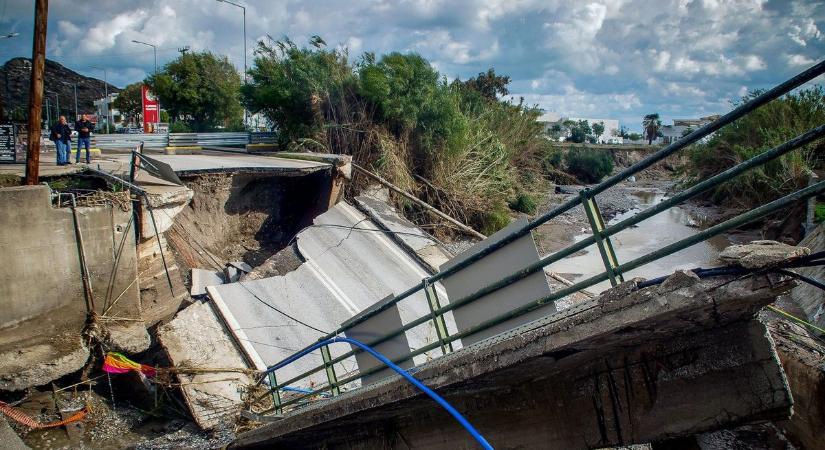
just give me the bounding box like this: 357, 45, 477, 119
549, 190, 730, 293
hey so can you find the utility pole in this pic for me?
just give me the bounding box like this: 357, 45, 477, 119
73, 83, 78, 118
216, 0, 248, 127
131, 40, 160, 130
25, 0, 47, 185
91, 66, 110, 132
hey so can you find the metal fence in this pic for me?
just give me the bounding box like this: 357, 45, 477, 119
92, 131, 278, 149
251, 59, 825, 415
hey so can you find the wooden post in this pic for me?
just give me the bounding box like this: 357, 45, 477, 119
351, 163, 486, 240
25, 0, 48, 185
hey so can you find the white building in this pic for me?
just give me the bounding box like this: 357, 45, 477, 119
93, 93, 120, 127
659, 115, 720, 144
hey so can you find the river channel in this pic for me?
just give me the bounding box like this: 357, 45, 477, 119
548, 190, 732, 293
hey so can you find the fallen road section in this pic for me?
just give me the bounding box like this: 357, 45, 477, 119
231, 270, 796, 449
207, 201, 456, 387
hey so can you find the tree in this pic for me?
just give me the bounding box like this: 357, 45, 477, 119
567, 120, 591, 143
591, 121, 605, 142
643, 113, 662, 144
242, 37, 354, 144
113, 82, 143, 125
628, 132, 642, 141
145, 51, 243, 131
459, 68, 510, 101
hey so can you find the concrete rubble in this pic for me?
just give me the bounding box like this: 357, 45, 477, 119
719, 239, 811, 268
157, 300, 256, 430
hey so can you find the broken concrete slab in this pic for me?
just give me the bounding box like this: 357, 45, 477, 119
157, 301, 255, 430
769, 320, 825, 450
789, 224, 824, 332
229, 261, 253, 273
208, 263, 358, 387
719, 239, 810, 269
440, 217, 556, 346
232, 271, 795, 450
89, 320, 152, 354
354, 194, 452, 273
0, 334, 89, 391
224, 266, 241, 283
191, 268, 225, 297
295, 202, 453, 361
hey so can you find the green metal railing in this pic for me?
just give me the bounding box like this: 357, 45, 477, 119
256, 60, 825, 414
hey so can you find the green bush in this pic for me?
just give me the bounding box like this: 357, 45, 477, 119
481, 203, 511, 235
684, 86, 825, 208
816, 203, 825, 224
169, 121, 192, 133
509, 192, 538, 214
564, 148, 614, 183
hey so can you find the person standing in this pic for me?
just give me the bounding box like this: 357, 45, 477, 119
50, 116, 72, 166
74, 114, 93, 164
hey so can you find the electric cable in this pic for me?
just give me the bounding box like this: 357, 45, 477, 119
263, 336, 494, 450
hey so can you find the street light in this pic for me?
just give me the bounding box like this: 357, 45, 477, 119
46, 90, 59, 119
216, 0, 248, 127
131, 39, 157, 74
90, 66, 111, 132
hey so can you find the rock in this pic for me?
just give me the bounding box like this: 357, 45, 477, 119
104, 321, 152, 354
0, 417, 31, 450
656, 269, 700, 295
719, 240, 810, 269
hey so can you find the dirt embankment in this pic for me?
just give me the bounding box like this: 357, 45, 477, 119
167, 171, 329, 273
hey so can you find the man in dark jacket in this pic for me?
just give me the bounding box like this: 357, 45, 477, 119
50, 116, 72, 166
74, 114, 94, 164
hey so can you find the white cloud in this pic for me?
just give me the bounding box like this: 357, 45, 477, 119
2, 0, 823, 130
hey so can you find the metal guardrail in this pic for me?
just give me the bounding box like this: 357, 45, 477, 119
169, 132, 250, 147
250, 132, 278, 144
253, 60, 825, 414
90, 131, 277, 149
93, 134, 167, 149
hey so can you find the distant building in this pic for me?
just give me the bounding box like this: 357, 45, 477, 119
537, 112, 622, 144
659, 115, 720, 144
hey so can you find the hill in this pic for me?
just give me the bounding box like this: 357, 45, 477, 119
0, 57, 121, 121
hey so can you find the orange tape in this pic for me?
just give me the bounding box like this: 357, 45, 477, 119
0, 401, 87, 429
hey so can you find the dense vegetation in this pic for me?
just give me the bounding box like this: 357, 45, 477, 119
684, 87, 825, 209
145, 51, 244, 132
241, 37, 569, 233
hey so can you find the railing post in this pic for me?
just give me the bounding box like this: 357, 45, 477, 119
268, 372, 282, 414
579, 188, 624, 286
424, 279, 453, 355
320, 345, 341, 396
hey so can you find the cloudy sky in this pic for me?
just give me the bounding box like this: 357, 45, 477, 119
1, 0, 823, 131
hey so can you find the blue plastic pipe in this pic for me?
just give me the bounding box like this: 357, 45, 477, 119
264, 336, 494, 450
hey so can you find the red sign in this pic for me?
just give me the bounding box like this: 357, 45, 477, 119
141, 85, 159, 132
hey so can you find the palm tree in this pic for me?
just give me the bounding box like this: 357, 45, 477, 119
643, 113, 661, 145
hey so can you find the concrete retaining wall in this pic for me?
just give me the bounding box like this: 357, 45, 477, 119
0, 185, 139, 345
0, 185, 142, 389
